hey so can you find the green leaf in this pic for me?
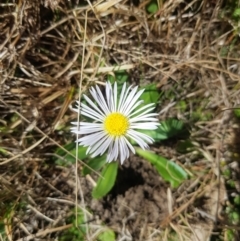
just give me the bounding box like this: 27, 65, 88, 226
234, 195, 240, 205
176, 100, 187, 112
108, 70, 129, 84
157, 119, 187, 140
0, 222, 6, 239
0, 147, 8, 156
59, 208, 86, 241
55, 144, 88, 166
146, 0, 158, 14
234, 108, 240, 118
176, 140, 195, 153
135, 148, 188, 188
98, 229, 116, 241
82, 155, 107, 176
140, 83, 160, 107
92, 162, 118, 199
55, 142, 75, 157
233, 8, 240, 18
231, 211, 240, 225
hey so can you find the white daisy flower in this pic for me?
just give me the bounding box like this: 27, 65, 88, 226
71, 81, 159, 164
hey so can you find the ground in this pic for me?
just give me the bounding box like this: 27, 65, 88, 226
0, 0, 240, 240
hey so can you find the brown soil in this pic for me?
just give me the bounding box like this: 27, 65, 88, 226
89, 157, 169, 239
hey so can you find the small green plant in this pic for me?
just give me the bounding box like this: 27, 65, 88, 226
146, 0, 159, 14
220, 0, 240, 34
0, 222, 7, 241
0, 200, 19, 241
233, 108, 240, 118
108, 69, 129, 84
54, 82, 189, 199
60, 209, 115, 241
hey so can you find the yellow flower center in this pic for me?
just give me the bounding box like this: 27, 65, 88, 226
104, 113, 129, 137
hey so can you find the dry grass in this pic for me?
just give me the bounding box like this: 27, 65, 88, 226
0, 0, 240, 240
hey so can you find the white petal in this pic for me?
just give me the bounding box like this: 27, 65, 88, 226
91, 135, 113, 157
129, 103, 155, 117
76, 127, 103, 134
124, 100, 143, 116
119, 137, 129, 164
117, 82, 127, 111
127, 129, 152, 148
81, 103, 105, 121
90, 86, 110, 114
106, 141, 113, 162
88, 136, 109, 155
131, 117, 159, 122
71, 121, 81, 125
105, 82, 111, 108
119, 85, 139, 113
108, 138, 118, 162
114, 138, 119, 160
123, 136, 135, 154
80, 122, 103, 127
70, 122, 102, 130
86, 146, 92, 155
113, 82, 117, 112
128, 129, 154, 143
72, 107, 81, 114
106, 82, 114, 112
83, 95, 105, 117
72, 128, 101, 135
130, 112, 159, 122
127, 132, 148, 149
72, 101, 81, 113
81, 109, 104, 122
130, 123, 159, 130
78, 131, 106, 146
123, 88, 145, 115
